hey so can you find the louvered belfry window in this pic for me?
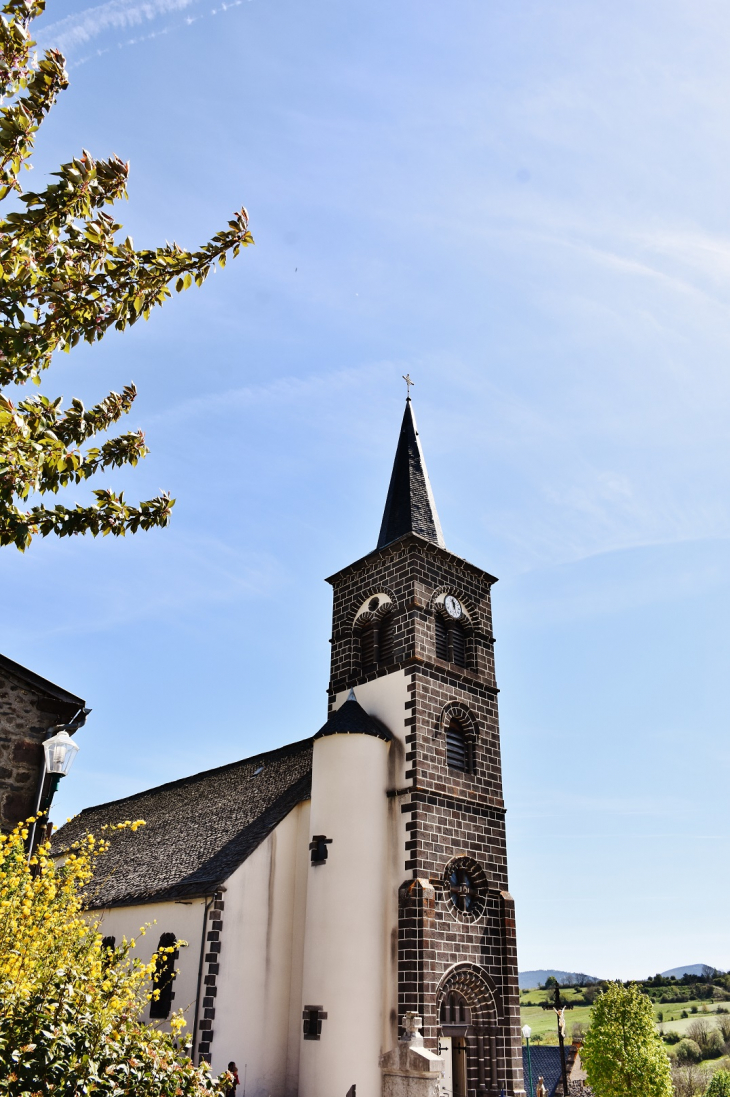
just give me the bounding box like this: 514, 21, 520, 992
360, 624, 376, 669
379, 614, 395, 665
451, 622, 466, 667
435, 612, 468, 667
150, 932, 177, 1019
446, 719, 468, 771
435, 614, 449, 661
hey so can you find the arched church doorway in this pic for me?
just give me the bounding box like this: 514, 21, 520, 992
437, 965, 499, 1097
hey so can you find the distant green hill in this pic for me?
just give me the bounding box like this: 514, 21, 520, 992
519, 969, 599, 990
661, 964, 716, 979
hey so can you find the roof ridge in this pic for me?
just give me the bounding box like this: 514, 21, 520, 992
72, 735, 313, 817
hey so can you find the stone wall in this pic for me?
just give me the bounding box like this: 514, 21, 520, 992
0, 657, 84, 831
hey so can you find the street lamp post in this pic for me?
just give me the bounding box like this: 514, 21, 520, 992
27, 710, 89, 858
540, 985, 574, 1097
521, 1025, 534, 1097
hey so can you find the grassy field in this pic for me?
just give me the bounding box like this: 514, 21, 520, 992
520, 987, 730, 1045
519, 987, 592, 1045
657, 1002, 730, 1038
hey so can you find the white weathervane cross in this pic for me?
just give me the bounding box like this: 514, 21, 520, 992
402, 373, 415, 396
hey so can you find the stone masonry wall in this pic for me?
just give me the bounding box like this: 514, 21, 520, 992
0, 665, 79, 831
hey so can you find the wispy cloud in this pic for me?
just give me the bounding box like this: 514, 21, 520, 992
38, 0, 202, 54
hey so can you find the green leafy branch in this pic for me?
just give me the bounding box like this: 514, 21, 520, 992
0, 0, 253, 550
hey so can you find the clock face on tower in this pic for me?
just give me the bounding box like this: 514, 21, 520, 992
444, 595, 462, 619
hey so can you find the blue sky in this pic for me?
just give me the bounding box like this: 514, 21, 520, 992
5, 0, 730, 979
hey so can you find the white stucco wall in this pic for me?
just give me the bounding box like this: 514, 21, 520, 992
299, 731, 393, 1097
212, 798, 311, 1096
333, 673, 411, 1057
333, 671, 409, 774
93, 897, 206, 1035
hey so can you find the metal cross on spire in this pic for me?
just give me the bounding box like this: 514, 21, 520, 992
402, 373, 415, 397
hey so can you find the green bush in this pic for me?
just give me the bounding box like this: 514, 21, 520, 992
705, 1070, 730, 1096
676, 1040, 702, 1064
664, 1032, 682, 1045
703, 1032, 725, 1060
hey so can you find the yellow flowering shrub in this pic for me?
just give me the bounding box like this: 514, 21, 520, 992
0, 819, 229, 1097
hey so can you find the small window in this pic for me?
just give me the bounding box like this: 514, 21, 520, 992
443, 857, 487, 921
446, 719, 468, 771
303, 1005, 327, 1040
441, 989, 471, 1025
309, 834, 332, 864
150, 932, 177, 1019
447, 865, 478, 914
101, 935, 116, 968
435, 615, 449, 661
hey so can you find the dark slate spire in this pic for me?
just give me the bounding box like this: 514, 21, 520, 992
377, 399, 445, 550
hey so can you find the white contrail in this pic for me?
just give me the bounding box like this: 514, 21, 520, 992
38, 0, 203, 54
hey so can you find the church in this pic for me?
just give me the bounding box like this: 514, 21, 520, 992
54, 397, 526, 1097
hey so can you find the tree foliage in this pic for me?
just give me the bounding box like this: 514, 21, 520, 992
706, 1070, 730, 1097
676, 1039, 703, 1064
581, 982, 673, 1097
672, 1062, 710, 1097
0, 0, 253, 550
0, 817, 230, 1096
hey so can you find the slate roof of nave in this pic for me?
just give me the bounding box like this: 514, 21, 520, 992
53, 737, 313, 908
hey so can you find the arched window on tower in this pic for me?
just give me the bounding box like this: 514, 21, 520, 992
445, 718, 474, 774
149, 932, 178, 1019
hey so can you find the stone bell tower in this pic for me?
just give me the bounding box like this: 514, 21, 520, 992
325, 397, 525, 1097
